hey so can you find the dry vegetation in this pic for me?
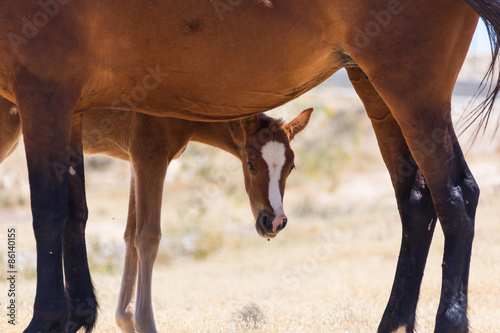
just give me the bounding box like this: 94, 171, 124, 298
0, 64, 499, 332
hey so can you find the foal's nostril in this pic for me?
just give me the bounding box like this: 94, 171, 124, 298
282, 217, 288, 228
261, 215, 269, 228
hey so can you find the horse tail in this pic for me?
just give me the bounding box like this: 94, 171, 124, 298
462, 0, 500, 136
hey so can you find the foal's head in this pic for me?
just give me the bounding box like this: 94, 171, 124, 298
232, 108, 313, 239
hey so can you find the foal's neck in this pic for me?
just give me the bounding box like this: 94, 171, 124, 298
190, 120, 242, 158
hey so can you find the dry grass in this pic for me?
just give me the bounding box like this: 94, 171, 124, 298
2, 199, 500, 333
0, 67, 500, 332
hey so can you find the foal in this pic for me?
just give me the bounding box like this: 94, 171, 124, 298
0, 102, 313, 332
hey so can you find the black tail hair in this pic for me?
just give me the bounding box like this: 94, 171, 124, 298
462, 0, 500, 138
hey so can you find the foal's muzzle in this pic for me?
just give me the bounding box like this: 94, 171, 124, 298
255, 211, 288, 239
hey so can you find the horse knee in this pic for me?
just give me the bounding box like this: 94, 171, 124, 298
397, 171, 436, 234
124, 228, 135, 246
399, 188, 434, 222
461, 172, 480, 218
442, 191, 475, 237
135, 229, 162, 257
436, 176, 478, 245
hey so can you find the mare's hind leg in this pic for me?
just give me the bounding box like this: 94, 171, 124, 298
115, 172, 139, 333
346, 4, 478, 331
375, 93, 477, 333
0, 97, 21, 163
347, 67, 437, 333
63, 114, 98, 332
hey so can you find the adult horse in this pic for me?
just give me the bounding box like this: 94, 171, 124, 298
0, 0, 498, 332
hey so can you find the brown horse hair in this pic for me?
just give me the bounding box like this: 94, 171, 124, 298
462, 0, 500, 138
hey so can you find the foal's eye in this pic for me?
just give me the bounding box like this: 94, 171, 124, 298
248, 161, 256, 171
289, 164, 296, 174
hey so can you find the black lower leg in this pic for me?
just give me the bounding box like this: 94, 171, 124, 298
434, 144, 478, 333
63, 116, 97, 333
346, 67, 438, 333
378, 168, 437, 333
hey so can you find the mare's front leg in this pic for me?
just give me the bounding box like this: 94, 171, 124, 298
14, 76, 94, 332
62, 114, 98, 332
0, 97, 21, 163
347, 68, 437, 333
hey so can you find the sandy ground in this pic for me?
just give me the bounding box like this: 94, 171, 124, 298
0, 154, 499, 332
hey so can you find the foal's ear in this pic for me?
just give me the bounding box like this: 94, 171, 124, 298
229, 115, 260, 145
282, 108, 314, 140
241, 115, 260, 135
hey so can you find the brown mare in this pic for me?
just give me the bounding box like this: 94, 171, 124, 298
0, 102, 312, 332
0, 0, 499, 332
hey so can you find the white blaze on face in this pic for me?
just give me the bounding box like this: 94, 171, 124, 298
261, 141, 287, 231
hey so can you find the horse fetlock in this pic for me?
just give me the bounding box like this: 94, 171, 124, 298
27, 297, 70, 333
67, 294, 98, 333
133, 310, 157, 333
116, 305, 136, 333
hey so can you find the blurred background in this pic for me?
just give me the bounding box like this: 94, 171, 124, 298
0, 22, 499, 332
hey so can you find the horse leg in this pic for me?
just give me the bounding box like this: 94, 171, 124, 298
116, 172, 139, 333
0, 97, 21, 163
347, 67, 437, 332
345, 4, 479, 331
131, 167, 164, 332
62, 114, 97, 333
132, 161, 167, 333
354, 71, 477, 333
129, 115, 172, 333
388, 105, 476, 333
433, 136, 477, 333
14, 76, 85, 332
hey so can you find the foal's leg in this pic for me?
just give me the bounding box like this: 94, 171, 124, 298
116, 172, 139, 333
347, 67, 437, 332
15, 77, 92, 332
131, 159, 167, 333
129, 115, 173, 332
0, 97, 21, 163
63, 115, 97, 333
